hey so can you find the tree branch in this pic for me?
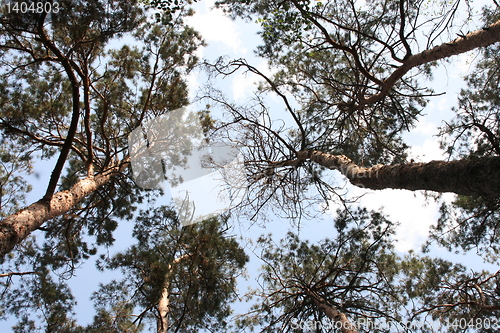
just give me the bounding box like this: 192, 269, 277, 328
360, 19, 500, 109
37, 23, 82, 201
0, 271, 42, 278
0, 159, 129, 258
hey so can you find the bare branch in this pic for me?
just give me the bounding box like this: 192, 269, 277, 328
0, 271, 42, 278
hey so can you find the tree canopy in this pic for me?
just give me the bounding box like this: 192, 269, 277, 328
1, 0, 500, 331
198, 0, 500, 225
0, 0, 203, 256
235, 208, 500, 333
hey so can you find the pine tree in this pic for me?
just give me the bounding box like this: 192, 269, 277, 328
90, 206, 248, 333
237, 207, 500, 333
0, 0, 204, 257
207, 0, 500, 220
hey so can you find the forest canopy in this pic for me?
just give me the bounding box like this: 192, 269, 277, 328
0, 0, 500, 332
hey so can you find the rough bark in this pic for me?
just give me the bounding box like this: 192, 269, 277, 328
0, 161, 128, 258
361, 19, 500, 107
305, 150, 500, 197
157, 277, 171, 333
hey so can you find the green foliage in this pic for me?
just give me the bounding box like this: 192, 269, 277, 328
237, 207, 500, 332
141, 0, 200, 24
0, 0, 204, 260
440, 48, 500, 158
0, 206, 249, 332
398, 252, 500, 333
0, 262, 79, 332
0, 1, 208, 330
1, 0, 500, 332
237, 208, 402, 332
92, 206, 249, 332
0, 136, 33, 218
430, 196, 500, 263
215, 0, 436, 165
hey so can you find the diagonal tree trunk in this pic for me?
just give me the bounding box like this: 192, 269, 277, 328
302, 150, 500, 197
361, 19, 500, 107
291, 0, 500, 110
0, 161, 128, 258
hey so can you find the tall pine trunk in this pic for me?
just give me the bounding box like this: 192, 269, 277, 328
157, 278, 171, 333
304, 150, 500, 197
0, 162, 127, 258
157, 254, 191, 333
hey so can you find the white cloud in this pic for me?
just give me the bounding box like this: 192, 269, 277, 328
186, 0, 247, 56
358, 189, 441, 252
426, 95, 449, 114
324, 184, 444, 253
186, 69, 201, 100
404, 111, 447, 162
408, 138, 446, 162
451, 52, 479, 79
232, 71, 255, 101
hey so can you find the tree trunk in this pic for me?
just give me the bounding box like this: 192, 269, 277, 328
308, 292, 358, 333
156, 253, 191, 333
316, 303, 358, 333
362, 19, 500, 107
0, 161, 128, 258
303, 150, 500, 197
157, 278, 171, 333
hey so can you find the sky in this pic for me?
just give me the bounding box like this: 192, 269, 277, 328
1, 0, 499, 331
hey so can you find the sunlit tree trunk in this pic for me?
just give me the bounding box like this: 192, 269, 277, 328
308, 292, 358, 333
157, 278, 171, 333
0, 161, 127, 257
362, 19, 500, 106
157, 253, 191, 333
